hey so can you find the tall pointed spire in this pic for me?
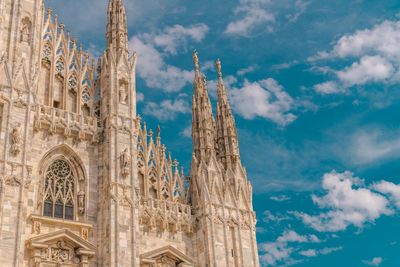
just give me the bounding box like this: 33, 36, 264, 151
191, 51, 216, 164
215, 59, 240, 169
106, 0, 129, 53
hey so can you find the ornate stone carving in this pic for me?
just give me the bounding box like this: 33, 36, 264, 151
81, 228, 89, 241
10, 123, 22, 155
119, 84, 127, 104
40, 241, 76, 264
32, 221, 41, 234
120, 148, 130, 177
78, 190, 85, 215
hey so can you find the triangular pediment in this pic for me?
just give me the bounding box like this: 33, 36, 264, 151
140, 245, 194, 264
27, 229, 95, 253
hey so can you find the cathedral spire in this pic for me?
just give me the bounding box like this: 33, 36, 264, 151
215, 59, 240, 169
106, 0, 129, 53
191, 51, 216, 164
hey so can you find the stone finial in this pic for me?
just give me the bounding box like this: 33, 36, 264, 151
216, 59, 222, 78
157, 125, 161, 137
192, 50, 199, 71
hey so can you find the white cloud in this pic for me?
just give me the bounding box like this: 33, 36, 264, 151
260, 230, 321, 266
336, 56, 394, 86
270, 195, 291, 202
333, 21, 400, 59
311, 20, 400, 94
237, 65, 257, 76
141, 24, 209, 55
230, 78, 297, 126
270, 60, 299, 71
180, 125, 192, 138
314, 81, 343, 95
373, 181, 400, 208
286, 0, 310, 23
319, 247, 343, 255
224, 0, 310, 37
263, 210, 291, 223
224, 0, 275, 36
299, 249, 317, 257
143, 96, 190, 121
346, 129, 400, 165
130, 24, 208, 92
136, 92, 145, 102
363, 257, 383, 266
295, 171, 392, 232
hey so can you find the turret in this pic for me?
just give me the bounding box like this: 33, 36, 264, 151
106, 0, 129, 54
191, 51, 216, 164
215, 59, 241, 169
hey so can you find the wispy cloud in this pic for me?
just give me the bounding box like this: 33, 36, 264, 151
130, 24, 209, 92
362, 257, 383, 266
224, 0, 275, 36
270, 195, 291, 202
258, 230, 338, 266
142, 95, 190, 121
237, 65, 258, 76
224, 0, 310, 37
286, 0, 310, 23
340, 128, 400, 165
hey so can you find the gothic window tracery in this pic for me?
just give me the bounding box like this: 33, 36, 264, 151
43, 159, 75, 220
82, 87, 90, 104
43, 43, 52, 64
56, 58, 65, 78
68, 73, 78, 93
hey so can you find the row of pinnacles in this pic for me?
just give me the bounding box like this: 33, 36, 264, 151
0, 0, 260, 266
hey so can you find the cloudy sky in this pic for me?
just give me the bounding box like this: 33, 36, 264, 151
46, 0, 400, 266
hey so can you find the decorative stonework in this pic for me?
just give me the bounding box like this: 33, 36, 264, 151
120, 148, 130, 177
10, 123, 22, 155
139, 197, 192, 234
34, 105, 97, 141
0, 0, 260, 266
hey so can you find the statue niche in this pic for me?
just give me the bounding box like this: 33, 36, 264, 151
10, 123, 22, 155
120, 148, 130, 177
20, 17, 32, 44
119, 80, 128, 104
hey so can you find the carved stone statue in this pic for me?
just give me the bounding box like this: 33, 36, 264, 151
120, 148, 130, 177
78, 191, 85, 215
119, 84, 127, 104
11, 124, 22, 155
20, 24, 30, 43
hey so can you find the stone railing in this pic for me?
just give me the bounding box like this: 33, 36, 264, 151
34, 105, 98, 142
139, 197, 193, 233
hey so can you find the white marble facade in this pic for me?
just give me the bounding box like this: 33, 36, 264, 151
0, 0, 260, 266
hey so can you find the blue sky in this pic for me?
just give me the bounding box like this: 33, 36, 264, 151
46, 0, 400, 266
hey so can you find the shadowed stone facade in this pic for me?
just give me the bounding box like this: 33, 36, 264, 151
0, 0, 260, 266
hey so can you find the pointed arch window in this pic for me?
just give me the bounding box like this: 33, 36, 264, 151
43, 43, 52, 63
82, 87, 90, 104
68, 73, 78, 93
43, 159, 75, 220
56, 58, 65, 77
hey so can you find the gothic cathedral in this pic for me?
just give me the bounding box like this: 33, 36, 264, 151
0, 0, 260, 266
